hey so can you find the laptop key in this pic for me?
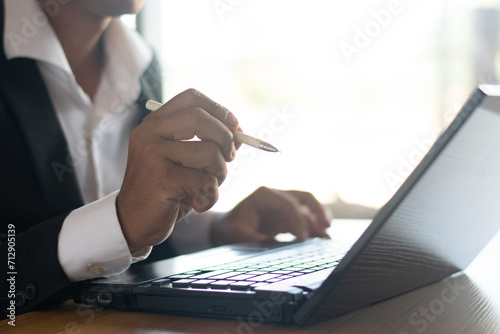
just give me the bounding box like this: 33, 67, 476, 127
229, 282, 253, 291
246, 271, 268, 275
209, 272, 241, 280
191, 270, 230, 279
184, 270, 202, 275
267, 278, 283, 283
232, 268, 254, 273
190, 280, 216, 288
168, 274, 194, 280
271, 270, 293, 275
229, 274, 257, 281
248, 264, 269, 269
310, 267, 324, 271
258, 268, 277, 272
150, 278, 171, 286
250, 282, 270, 290
209, 280, 236, 289
247, 274, 281, 282
172, 279, 195, 288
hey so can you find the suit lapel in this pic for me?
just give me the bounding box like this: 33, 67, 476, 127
0, 58, 83, 214
0, 0, 162, 216
0, 55, 162, 217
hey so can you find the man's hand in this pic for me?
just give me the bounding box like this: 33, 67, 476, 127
211, 187, 332, 246
116, 89, 241, 253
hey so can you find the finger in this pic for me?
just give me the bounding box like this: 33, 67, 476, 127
145, 108, 236, 162
298, 205, 330, 239
288, 190, 331, 227
163, 162, 220, 213
151, 88, 240, 132
256, 187, 310, 240
157, 140, 228, 185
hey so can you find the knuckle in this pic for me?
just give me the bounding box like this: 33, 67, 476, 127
184, 88, 202, 102
187, 107, 207, 123
214, 164, 228, 185
256, 186, 270, 195
205, 141, 219, 162
302, 191, 315, 200
197, 140, 219, 160
185, 87, 201, 96
195, 174, 219, 205
129, 124, 149, 144
201, 142, 227, 183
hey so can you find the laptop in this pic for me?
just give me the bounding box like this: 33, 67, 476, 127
72, 84, 500, 326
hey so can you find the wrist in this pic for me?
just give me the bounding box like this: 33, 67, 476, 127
115, 193, 143, 253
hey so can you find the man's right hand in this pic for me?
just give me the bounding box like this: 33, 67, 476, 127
116, 89, 241, 253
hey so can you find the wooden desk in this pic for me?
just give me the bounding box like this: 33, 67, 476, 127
3, 220, 500, 334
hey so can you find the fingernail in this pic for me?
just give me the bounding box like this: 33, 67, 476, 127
231, 146, 237, 159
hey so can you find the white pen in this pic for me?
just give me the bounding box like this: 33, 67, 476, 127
145, 100, 280, 153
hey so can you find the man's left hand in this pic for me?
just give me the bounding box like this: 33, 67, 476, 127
211, 187, 332, 245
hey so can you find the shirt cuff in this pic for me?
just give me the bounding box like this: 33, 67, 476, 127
57, 190, 149, 282
168, 211, 223, 254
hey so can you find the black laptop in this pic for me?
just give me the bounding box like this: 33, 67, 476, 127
72, 84, 500, 326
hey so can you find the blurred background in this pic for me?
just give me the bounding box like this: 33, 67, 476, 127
123, 0, 500, 216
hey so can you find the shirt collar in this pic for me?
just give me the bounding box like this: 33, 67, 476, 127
3, 0, 153, 84
3, 0, 72, 73
102, 18, 153, 96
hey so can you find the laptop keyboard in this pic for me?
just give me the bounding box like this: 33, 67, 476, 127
145, 239, 347, 292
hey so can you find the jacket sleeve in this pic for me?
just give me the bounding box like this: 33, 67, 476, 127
1, 213, 73, 320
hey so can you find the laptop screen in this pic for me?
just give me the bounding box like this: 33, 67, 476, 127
297, 86, 500, 325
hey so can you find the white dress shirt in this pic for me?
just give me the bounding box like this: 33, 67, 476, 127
4, 0, 214, 281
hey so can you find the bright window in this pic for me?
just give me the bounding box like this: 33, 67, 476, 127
135, 0, 500, 212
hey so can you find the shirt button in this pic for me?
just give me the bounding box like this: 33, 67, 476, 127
90, 265, 105, 276
24, 283, 37, 300
15, 291, 27, 307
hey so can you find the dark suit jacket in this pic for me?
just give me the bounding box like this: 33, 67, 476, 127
0, 0, 175, 317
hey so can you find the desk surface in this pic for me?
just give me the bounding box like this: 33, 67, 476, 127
3, 220, 500, 334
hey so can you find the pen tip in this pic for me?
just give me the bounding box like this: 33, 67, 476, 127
267, 145, 280, 153
259, 141, 280, 153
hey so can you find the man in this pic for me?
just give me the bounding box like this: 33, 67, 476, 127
0, 0, 331, 317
